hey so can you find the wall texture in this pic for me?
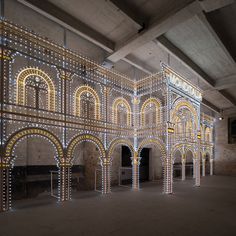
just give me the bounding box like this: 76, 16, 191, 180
215, 111, 236, 176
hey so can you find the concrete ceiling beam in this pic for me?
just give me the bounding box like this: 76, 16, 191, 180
156, 36, 215, 87
107, 1, 202, 63
156, 36, 236, 107
17, 0, 115, 53
108, 0, 147, 29
199, 0, 235, 12
202, 98, 221, 113
214, 74, 236, 90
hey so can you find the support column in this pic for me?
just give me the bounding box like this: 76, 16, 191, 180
202, 159, 206, 177
164, 122, 175, 194
195, 131, 201, 187
181, 159, 186, 181
101, 158, 111, 194
0, 161, 11, 212
58, 161, 72, 201
210, 158, 213, 175
131, 152, 140, 190
193, 159, 196, 179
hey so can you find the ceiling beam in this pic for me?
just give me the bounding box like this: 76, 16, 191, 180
108, 0, 147, 28
197, 11, 236, 65
156, 36, 215, 87
199, 0, 235, 12
107, 1, 202, 63
202, 98, 221, 113
156, 35, 236, 107
18, 0, 115, 53
214, 74, 236, 90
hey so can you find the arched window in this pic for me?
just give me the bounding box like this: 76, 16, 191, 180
74, 85, 100, 120
16, 68, 56, 111
112, 98, 131, 126
141, 98, 161, 126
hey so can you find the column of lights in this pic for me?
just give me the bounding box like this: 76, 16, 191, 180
0, 19, 216, 212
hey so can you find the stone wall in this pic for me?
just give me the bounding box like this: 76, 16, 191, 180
215, 110, 236, 176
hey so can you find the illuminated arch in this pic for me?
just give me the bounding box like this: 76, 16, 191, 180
141, 97, 162, 126
74, 85, 100, 120
171, 99, 198, 128
16, 67, 56, 111
171, 143, 195, 160
4, 128, 63, 163
138, 138, 166, 162
67, 134, 105, 161
112, 97, 132, 126
107, 138, 134, 160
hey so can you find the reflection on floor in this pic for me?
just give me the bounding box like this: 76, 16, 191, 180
1, 176, 236, 236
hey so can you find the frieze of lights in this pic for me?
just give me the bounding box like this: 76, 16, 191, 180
0, 19, 214, 212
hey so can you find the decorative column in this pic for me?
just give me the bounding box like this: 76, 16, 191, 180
202, 158, 206, 177
101, 157, 111, 194
131, 152, 140, 190
0, 158, 11, 212
58, 160, 72, 201
193, 159, 196, 179
210, 158, 213, 175
195, 131, 201, 187
164, 122, 174, 194
181, 158, 186, 181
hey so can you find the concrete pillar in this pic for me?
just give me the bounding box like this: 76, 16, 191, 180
181, 159, 186, 181
210, 158, 213, 175
58, 161, 72, 201
202, 159, 206, 177
101, 158, 111, 194
131, 153, 140, 190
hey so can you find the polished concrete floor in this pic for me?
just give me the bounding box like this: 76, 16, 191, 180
0, 176, 236, 236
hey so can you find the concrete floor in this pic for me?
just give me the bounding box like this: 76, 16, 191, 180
0, 176, 236, 236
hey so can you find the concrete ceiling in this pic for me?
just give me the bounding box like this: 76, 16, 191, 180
17, 0, 236, 114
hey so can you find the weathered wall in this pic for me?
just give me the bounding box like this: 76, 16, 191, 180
214, 110, 236, 176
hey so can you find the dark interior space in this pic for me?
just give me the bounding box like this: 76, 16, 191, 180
140, 148, 150, 182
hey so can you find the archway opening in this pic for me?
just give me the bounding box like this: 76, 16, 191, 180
205, 153, 211, 175
185, 150, 194, 179
173, 150, 182, 179
139, 144, 163, 189
71, 141, 101, 194
11, 136, 59, 209
110, 144, 132, 191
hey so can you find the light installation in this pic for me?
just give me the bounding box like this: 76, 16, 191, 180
0, 20, 214, 212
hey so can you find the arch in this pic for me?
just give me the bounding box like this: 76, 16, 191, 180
138, 138, 166, 162
112, 97, 132, 126
107, 138, 134, 160
16, 67, 56, 111
171, 99, 199, 128
141, 97, 162, 126
74, 85, 100, 119
172, 148, 183, 163
171, 143, 195, 160
4, 128, 63, 163
67, 134, 105, 161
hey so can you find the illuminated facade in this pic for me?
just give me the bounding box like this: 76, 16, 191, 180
0, 20, 214, 212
